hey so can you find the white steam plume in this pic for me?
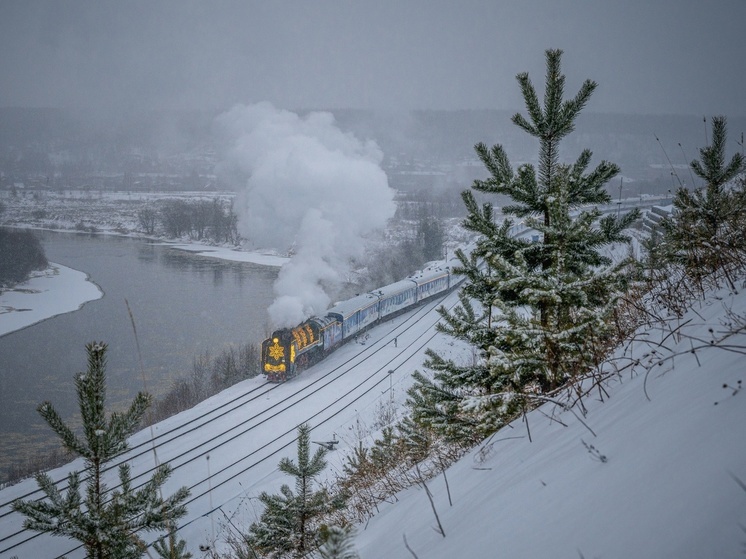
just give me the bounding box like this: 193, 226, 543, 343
216, 102, 396, 328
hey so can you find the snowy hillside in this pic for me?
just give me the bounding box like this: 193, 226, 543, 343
355, 285, 746, 559
1, 273, 744, 558
0, 287, 473, 557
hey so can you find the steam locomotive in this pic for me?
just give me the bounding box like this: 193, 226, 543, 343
261, 265, 463, 382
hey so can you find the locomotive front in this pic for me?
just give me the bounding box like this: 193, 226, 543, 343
261, 321, 323, 382
261, 329, 295, 382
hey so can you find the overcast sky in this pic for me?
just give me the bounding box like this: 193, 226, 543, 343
1, 0, 744, 116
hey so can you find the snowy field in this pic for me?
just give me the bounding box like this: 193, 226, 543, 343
0, 278, 745, 558
0, 190, 237, 237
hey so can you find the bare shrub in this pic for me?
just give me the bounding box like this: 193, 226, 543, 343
137, 207, 158, 235
140, 341, 259, 428
324, 422, 466, 526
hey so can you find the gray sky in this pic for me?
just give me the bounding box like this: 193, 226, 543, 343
1, 0, 744, 116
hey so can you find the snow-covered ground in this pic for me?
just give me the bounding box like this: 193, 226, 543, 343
355, 285, 746, 559
0, 276, 744, 558
0, 190, 237, 236
159, 242, 289, 267
3, 191, 739, 558
0, 264, 103, 337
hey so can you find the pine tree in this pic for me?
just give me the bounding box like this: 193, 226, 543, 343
660, 116, 745, 284
408, 49, 639, 437
12, 341, 190, 559
369, 427, 398, 472
247, 424, 343, 558
314, 525, 359, 559
153, 523, 193, 559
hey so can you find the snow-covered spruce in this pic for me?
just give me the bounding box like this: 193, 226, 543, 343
12, 341, 190, 559
408, 49, 640, 439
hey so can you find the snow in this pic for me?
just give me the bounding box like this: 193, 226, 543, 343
1, 276, 745, 558
353, 288, 746, 559
1, 213, 744, 557
155, 242, 290, 267
0, 264, 103, 337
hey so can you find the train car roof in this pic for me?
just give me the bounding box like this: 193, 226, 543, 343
326, 292, 380, 319
409, 265, 450, 285
373, 278, 418, 298
310, 315, 339, 329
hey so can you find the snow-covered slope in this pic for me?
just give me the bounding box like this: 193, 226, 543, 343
356, 286, 746, 559
1, 280, 744, 558
0, 287, 472, 558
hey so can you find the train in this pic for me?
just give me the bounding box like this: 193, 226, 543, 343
261, 264, 464, 382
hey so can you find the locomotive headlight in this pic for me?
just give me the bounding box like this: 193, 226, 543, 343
273, 338, 279, 343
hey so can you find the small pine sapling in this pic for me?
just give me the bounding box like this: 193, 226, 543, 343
12, 341, 190, 559
660, 116, 746, 287
247, 423, 345, 558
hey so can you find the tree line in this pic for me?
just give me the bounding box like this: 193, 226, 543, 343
145, 341, 261, 427
138, 198, 240, 244
0, 201, 48, 287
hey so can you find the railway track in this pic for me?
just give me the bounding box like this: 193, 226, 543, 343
0, 287, 462, 558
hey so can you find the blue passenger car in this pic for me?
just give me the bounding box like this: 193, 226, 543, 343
315, 315, 343, 352
412, 269, 451, 301
326, 292, 381, 339
376, 279, 418, 319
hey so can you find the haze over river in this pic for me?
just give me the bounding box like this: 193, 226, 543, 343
0, 231, 278, 473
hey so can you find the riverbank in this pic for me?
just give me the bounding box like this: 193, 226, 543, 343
0, 188, 291, 268
158, 241, 289, 267
0, 231, 283, 483
0, 234, 288, 339
0, 243, 287, 339
0, 264, 103, 337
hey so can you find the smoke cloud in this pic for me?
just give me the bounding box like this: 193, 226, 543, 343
216, 102, 396, 328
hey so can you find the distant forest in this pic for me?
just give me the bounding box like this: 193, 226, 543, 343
1, 107, 743, 196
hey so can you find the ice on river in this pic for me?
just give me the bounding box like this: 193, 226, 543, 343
0, 264, 103, 337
